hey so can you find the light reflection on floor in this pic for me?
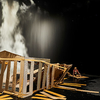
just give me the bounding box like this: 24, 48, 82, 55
0, 74, 100, 100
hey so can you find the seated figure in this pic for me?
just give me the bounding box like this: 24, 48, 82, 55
73, 67, 81, 77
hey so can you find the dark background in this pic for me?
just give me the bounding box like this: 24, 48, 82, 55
1, 0, 100, 75
25, 0, 99, 75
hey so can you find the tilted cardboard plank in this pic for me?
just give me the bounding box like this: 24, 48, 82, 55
40, 91, 65, 99
54, 86, 99, 94
0, 95, 10, 98
35, 93, 48, 97
25, 59, 65, 69
44, 89, 65, 98
31, 96, 52, 100
0, 97, 13, 100
0, 58, 23, 61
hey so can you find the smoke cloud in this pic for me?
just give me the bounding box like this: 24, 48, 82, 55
0, 0, 33, 82
0, 0, 28, 57
0, 0, 65, 82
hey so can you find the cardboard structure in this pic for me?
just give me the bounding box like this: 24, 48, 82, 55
0, 50, 72, 98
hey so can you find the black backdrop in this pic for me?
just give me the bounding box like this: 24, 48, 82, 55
19, 0, 100, 75
0, 0, 100, 75
27, 0, 99, 75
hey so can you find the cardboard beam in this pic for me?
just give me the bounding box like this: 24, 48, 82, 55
46, 64, 50, 89
29, 61, 34, 94
5, 61, 11, 91
22, 61, 28, 94
0, 61, 5, 92
51, 65, 55, 88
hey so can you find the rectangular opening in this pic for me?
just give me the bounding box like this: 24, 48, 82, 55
12, 60, 17, 92
40, 63, 44, 89
26, 61, 31, 92
33, 61, 37, 91
34, 62, 39, 70
8, 61, 14, 90
15, 61, 21, 92
42, 63, 47, 89
37, 62, 42, 90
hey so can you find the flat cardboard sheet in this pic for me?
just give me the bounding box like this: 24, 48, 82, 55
69, 75, 89, 79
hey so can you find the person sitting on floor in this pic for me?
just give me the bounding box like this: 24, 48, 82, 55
73, 67, 81, 76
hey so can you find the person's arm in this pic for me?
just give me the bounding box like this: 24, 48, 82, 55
77, 70, 81, 75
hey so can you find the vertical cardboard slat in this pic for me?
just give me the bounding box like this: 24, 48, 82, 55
12, 61, 17, 92
19, 60, 24, 94
46, 64, 50, 89
42, 65, 47, 89
37, 62, 42, 90
0, 61, 5, 92
29, 61, 34, 94
51, 65, 55, 88
22, 60, 28, 94
5, 61, 11, 91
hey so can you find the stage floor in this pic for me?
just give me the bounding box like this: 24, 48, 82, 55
0, 74, 100, 100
